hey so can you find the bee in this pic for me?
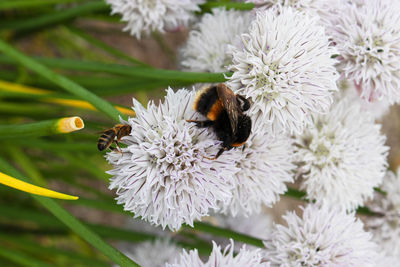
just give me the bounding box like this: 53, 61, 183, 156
97, 124, 132, 152
187, 83, 252, 159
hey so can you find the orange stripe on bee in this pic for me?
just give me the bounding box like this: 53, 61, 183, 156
207, 100, 223, 121
232, 141, 246, 147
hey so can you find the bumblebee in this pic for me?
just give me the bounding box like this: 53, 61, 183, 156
188, 83, 252, 159
97, 124, 131, 152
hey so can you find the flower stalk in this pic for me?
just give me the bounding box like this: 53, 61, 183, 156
0, 116, 84, 138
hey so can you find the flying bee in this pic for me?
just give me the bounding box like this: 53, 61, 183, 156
97, 124, 132, 152
187, 83, 252, 159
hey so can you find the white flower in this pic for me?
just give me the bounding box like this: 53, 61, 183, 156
167, 240, 270, 267
365, 168, 400, 260
327, 0, 400, 104
107, 88, 239, 231
221, 113, 295, 216
227, 7, 338, 135
264, 204, 378, 266
106, 0, 204, 38
245, 0, 324, 15
180, 8, 253, 72
295, 96, 388, 211
118, 239, 182, 267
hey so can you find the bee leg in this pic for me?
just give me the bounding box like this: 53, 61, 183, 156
242, 144, 246, 152
236, 95, 251, 111
186, 120, 214, 128
115, 140, 123, 154
204, 147, 227, 160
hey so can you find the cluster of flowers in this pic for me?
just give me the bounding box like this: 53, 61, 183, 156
106, 0, 400, 265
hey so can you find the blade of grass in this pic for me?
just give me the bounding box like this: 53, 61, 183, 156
0, 55, 229, 83
0, 79, 135, 116
0, 40, 123, 121
0, 234, 110, 267
0, 204, 154, 243
0, 1, 109, 32
199, 2, 254, 13
284, 187, 377, 216
284, 187, 307, 199
0, 101, 63, 116
0, 246, 55, 267
0, 157, 140, 267
0, 0, 86, 10
0, 117, 84, 138
10, 139, 95, 152
184, 222, 264, 248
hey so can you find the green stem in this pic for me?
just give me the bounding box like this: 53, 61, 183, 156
0, 55, 229, 83
284, 187, 307, 199
0, 1, 109, 32
0, 101, 62, 116
185, 222, 264, 248
284, 187, 379, 216
10, 139, 96, 152
200, 2, 254, 12
0, 157, 140, 267
0, 234, 110, 267
0, 246, 55, 267
0, 118, 82, 138
0, 0, 86, 10
0, 40, 123, 121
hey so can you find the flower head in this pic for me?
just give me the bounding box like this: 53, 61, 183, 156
328, 0, 400, 103
264, 204, 378, 266
180, 8, 253, 72
246, 0, 324, 15
107, 89, 238, 231
227, 7, 338, 135
167, 240, 270, 267
365, 168, 400, 260
220, 113, 295, 216
106, 0, 204, 38
295, 96, 388, 211
118, 239, 182, 267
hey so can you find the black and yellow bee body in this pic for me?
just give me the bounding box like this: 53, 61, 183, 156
188, 83, 252, 159
97, 124, 132, 152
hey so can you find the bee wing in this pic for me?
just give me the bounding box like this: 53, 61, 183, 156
216, 84, 240, 135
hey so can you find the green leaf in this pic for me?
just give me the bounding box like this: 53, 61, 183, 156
0, 157, 140, 267
0, 245, 55, 267
285, 187, 307, 199
0, 55, 229, 83
184, 222, 264, 248
0, 40, 123, 121
10, 139, 96, 152
200, 2, 254, 13
0, 234, 110, 267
